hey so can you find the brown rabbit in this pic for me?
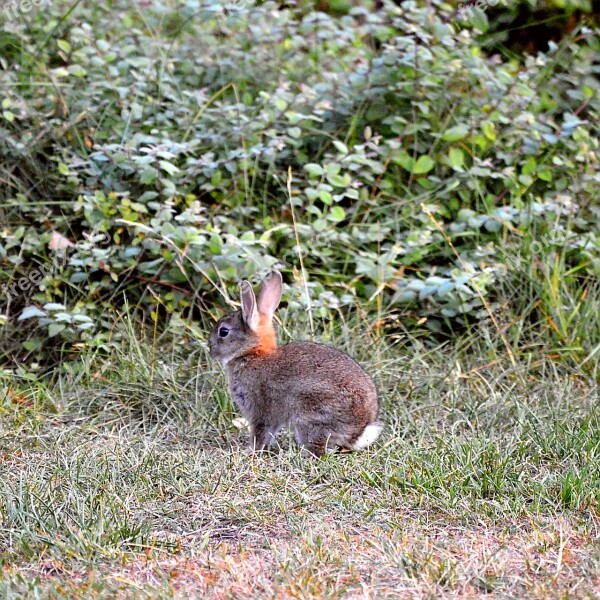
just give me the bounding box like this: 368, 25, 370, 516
208, 271, 382, 457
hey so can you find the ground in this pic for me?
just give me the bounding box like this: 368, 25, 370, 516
1, 337, 598, 598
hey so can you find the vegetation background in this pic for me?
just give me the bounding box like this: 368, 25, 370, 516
0, 0, 598, 597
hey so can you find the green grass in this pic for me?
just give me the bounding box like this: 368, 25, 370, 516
1, 319, 598, 598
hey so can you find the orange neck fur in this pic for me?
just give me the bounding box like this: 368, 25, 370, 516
255, 313, 278, 355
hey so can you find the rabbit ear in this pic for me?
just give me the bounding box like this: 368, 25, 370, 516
257, 271, 283, 320
239, 280, 259, 331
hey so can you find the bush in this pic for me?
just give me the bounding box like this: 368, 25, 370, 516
0, 0, 598, 373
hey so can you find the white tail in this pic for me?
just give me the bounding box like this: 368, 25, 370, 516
351, 422, 383, 450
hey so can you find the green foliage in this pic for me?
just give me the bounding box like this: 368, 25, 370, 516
0, 0, 598, 371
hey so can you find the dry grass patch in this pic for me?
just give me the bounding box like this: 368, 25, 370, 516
3, 515, 598, 598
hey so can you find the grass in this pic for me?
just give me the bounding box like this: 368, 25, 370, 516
1, 316, 598, 598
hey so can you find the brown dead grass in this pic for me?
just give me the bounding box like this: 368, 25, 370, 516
5, 514, 598, 598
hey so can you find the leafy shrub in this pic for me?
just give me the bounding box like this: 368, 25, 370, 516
0, 0, 598, 372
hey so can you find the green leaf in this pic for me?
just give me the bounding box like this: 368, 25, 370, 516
518, 174, 533, 186
159, 161, 180, 176
208, 234, 222, 255
51, 67, 69, 78
23, 339, 42, 352
305, 188, 319, 202
326, 173, 351, 188
304, 164, 324, 177
43, 303, 66, 311
312, 218, 328, 232
333, 140, 349, 154
392, 151, 413, 172
522, 157, 537, 175
274, 97, 288, 111
48, 323, 66, 338
67, 65, 87, 77
448, 148, 465, 169
130, 202, 148, 213
412, 155, 435, 175
140, 167, 158, 184
468, 7, 489, 32
18, 307, 47, 320
319, 191, 333, 205
72, 315, 93, 323
329, 206, 346, 221
481, 121, 496, 141
442, 125, 469, 142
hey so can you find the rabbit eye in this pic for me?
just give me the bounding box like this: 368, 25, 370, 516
218, 326, 229, 338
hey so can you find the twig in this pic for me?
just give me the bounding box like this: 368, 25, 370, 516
287, 166, 314, 338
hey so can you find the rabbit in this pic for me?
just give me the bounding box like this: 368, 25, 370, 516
208, 271, 382, 457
